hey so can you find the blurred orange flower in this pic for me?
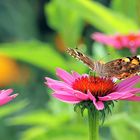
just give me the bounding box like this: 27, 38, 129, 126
0, 55, 20, 87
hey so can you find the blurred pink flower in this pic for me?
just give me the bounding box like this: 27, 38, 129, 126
45, 68, 140, 110
91, 32, 140, 54
0, 89, 18, 106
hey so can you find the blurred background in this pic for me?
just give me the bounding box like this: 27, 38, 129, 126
0, 0, 140, 140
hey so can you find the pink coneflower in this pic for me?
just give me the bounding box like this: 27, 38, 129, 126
0, 89, 18, 106
91, 32, 140, 54
45, 68, 140, 110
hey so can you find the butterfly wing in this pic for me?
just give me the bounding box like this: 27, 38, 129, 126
66, 48, 95, 70
105, 56, 140, 79
67, 48, 140, 79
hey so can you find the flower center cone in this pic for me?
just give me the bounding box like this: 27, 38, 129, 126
72, 76, 115, 97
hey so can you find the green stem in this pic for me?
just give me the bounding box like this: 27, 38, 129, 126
88, 109, 99, 140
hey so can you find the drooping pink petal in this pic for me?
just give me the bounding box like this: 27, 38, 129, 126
116, 76, 140, 91
73, 90, 89, 100
71, 71, 81, 79
52, 91, 73, 96
52, 92, 81, 103
119, 93, 134, 99
0, 89, 18, 106
56, 68, 74, 85
99, 92, 121, 101
125, 88, 140, 94
0, 95, 17, 106
99, 88, 140, 101
102, 87, 140, 101
0, 89, 14, 99
121, 95, 140, 101
94, 101, 104, 110
117, 88, 140, 99
87, 91, 104, 110
87, 90, 94, 100
45, 77, 72, 91
98, 91, 132, 101
45, 77, 64, 85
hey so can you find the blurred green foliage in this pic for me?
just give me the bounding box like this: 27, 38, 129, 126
111, 0, 140, 25
0, 0, 38, 41
0, 0, 140, 140
46, 0, 84, 47
0, 41, 86, 73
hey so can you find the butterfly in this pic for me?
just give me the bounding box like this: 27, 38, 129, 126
66, 48, 140, 80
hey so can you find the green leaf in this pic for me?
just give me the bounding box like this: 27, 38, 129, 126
0, 41, 87, 73
125, 114, 140, 132
0, 41, 67, 73
111, 0, 140, 25
0, 100, 28, 118
104, 113, 140, 140
20, 124, 87, 140
111, 124, 137, 140
46, 124, 87, 140
45, 0, 84, 47
8, 110, 70, 127
20, 126, 47, 140
60, 0, 139, 33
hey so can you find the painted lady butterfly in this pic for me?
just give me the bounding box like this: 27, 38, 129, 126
66, 48, 140, 80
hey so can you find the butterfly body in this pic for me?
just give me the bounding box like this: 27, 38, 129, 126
66, 48, 140, 80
